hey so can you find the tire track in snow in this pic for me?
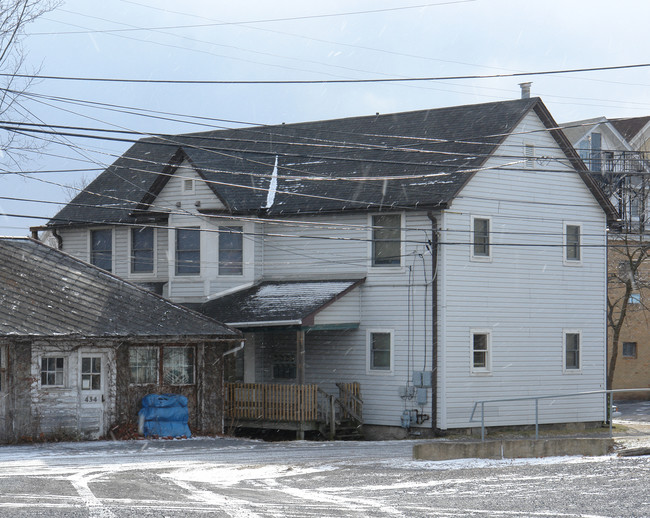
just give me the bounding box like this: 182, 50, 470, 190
69, 470, 116, 518
170, 478, 262, 518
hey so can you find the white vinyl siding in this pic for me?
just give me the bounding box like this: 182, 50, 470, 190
150, 161, 226, 212
439, 111, 607, 429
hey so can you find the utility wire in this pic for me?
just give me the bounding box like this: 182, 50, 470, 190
3, 63, 649, 84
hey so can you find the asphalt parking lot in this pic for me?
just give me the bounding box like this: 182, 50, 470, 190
0, 401, 646, 517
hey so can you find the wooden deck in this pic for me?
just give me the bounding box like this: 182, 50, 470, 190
224, 382, 362, 438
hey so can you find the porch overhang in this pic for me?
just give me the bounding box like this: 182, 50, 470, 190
194, 279, 365, 331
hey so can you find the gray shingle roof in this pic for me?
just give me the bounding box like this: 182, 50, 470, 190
190, 279, 364, 326
47, 97, 616, 227
610, 116, 650, 143
0, 238, 240, 339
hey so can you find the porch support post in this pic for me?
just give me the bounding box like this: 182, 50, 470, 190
296, 329, 305, 385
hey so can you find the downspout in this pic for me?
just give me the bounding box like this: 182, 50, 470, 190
427, 212, 439, 434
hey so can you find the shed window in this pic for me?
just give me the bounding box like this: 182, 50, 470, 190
219, 226, 243, 275
91, 229, 112, 272
163, 347, 195, 385
131, 227, 154, 273
41, 357, 65, 387
81, 357, 102, 390
129, 347, 158, 384
372, 214, 401, 266
176, 227, 201, 275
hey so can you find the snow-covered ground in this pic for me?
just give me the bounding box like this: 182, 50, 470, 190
0, 428, 648, 518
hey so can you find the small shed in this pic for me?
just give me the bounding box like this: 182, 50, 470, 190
0, 238, 241, 442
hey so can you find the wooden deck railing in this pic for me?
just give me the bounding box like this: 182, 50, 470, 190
225, 382, 318, 422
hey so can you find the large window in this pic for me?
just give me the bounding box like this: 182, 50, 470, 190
471, 330, 491, 373
129, 347, 158, 384
131, 227, 154, 273
564, 224, 581, 263
219, 226, 243, 275
564, 331, 581, 371
90, 229, 112, 272
368, 331, 392, 372
163, 347, 195, 385
41, 357, 65, 387
176, 227, 201, 275
129, 346, 195, 385
372, 214, 401, 267
472, 216, 491, 260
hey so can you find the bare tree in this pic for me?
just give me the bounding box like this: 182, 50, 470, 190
606, 234, 650, 389
0, 0, 61, 167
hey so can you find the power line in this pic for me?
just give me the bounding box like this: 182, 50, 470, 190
34, 1, 476, 35
3, 63, 650, 85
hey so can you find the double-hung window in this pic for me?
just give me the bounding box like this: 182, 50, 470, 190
564, 331, 581, 372
176, 227, 201, 275
471, 330, 491, 373
90, 229, 112, 272
129, 347, 158, 384
368, 330, 393, 373
163, 347, 195, 385
564, 223, 581, 264
372, 214, 401, 267
131, 227, 154, 273
471, 216, 491, 260
219, 226, 243, 275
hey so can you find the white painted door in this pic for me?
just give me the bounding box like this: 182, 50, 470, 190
79, 353, 106, 438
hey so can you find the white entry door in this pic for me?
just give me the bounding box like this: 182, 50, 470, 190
79, 353, 106, 438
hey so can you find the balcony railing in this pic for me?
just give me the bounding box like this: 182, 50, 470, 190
225, 382, 318, 422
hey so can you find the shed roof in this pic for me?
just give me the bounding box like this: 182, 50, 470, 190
47, 97, 615, 226
0, 237, 240, 340
190, 279, 364, 328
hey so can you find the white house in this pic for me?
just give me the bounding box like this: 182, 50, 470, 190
41, 97, 617, 438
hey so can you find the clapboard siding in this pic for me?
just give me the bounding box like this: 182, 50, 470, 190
438, 112, 607, 429
152, 161, 226, 212
313, 289, 361, 325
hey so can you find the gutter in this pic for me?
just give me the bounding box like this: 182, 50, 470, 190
427, 211, 440, 434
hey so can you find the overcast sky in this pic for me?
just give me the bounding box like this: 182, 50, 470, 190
1, 0, 649, 236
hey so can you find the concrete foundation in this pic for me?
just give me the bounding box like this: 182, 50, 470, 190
413, 437, 615, 461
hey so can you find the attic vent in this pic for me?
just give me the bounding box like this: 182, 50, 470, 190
524, 143, 535, 168
183, 179, 194, 192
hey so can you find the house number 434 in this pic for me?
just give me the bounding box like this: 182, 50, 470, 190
85, 396, 98, 402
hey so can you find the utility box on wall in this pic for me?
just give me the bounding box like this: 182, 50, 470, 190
412, 371, 433, 388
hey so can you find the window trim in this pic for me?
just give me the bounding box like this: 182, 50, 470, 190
89, 228, 114, 272
563, 222, 582, 266
563, 329, 582, 373
40, 356, 66, 388
369, 213, 404, 270
470, 215, 492, 262
129, 226, 157, 276
366, 329, 394, 375
175, 227, 201, 276
470, 329, 492, 374
182, 177, 195, 194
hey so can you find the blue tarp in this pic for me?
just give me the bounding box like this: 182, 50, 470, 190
138, 394, 191, 438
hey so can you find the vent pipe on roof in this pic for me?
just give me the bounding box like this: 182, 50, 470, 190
519, 82, 532, 99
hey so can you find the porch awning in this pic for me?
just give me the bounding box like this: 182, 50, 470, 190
193, 279, 365, 329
